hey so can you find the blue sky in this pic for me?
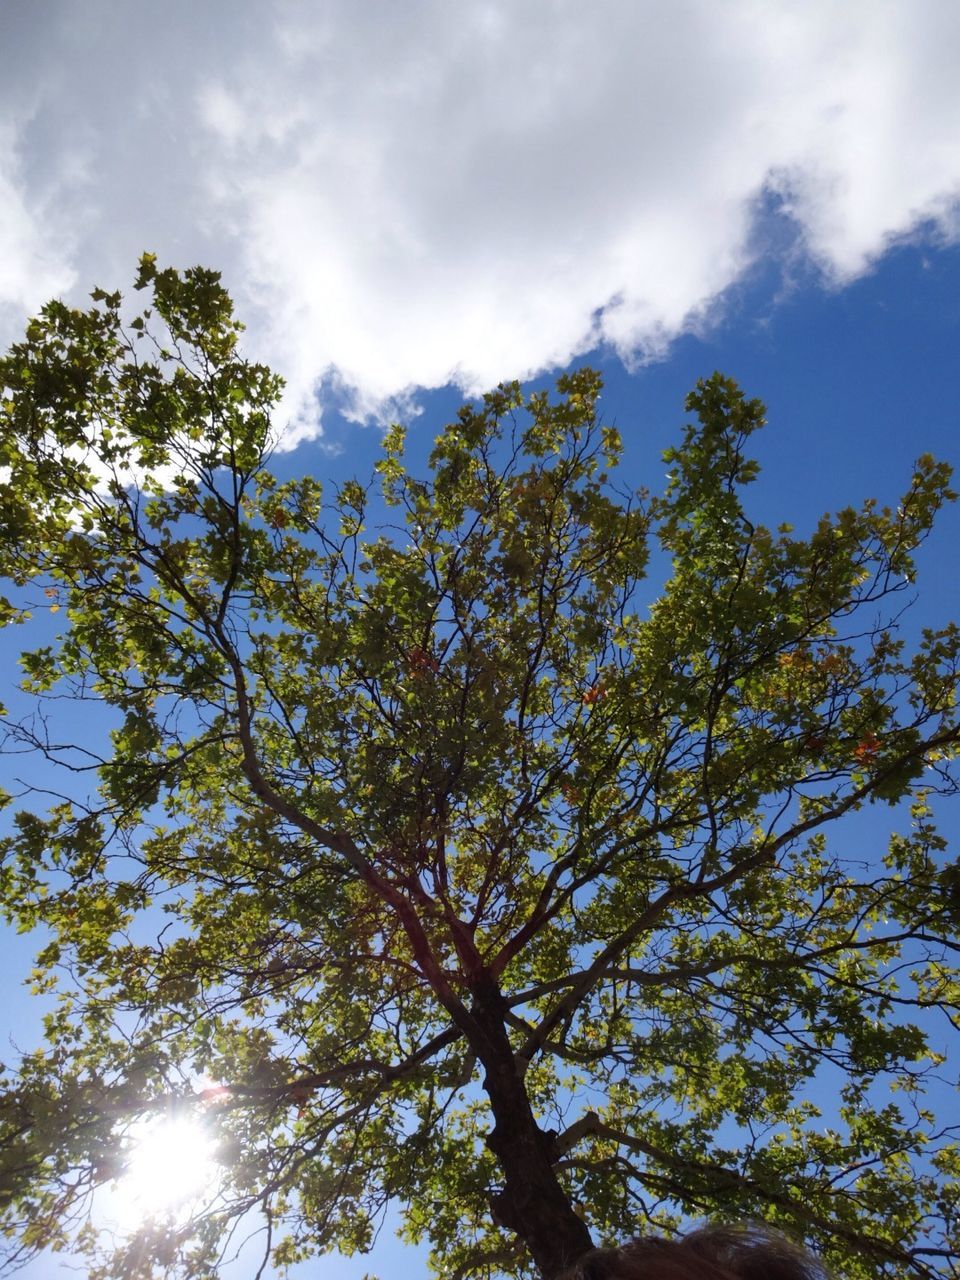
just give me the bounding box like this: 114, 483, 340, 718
2, 3, 960, 1277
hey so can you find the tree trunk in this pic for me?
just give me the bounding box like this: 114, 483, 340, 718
470, 980, 594, 1279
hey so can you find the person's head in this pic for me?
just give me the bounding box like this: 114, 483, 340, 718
558, 1222, 829, 1280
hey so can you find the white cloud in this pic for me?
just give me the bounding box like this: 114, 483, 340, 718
0, 124, 76, 333
1, 0, 959, 442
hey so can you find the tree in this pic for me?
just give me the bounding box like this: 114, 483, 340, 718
0, 257, 958, 1280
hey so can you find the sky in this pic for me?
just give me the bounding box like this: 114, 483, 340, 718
2, 0, 960, 436
1, 2, 960, 1277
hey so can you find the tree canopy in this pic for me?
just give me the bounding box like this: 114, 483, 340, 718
0, 258, 959, 1280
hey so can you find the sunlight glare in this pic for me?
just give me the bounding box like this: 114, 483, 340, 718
114, 1116, 220, 1223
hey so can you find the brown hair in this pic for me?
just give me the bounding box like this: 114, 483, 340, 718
558, 1223, 830, 1280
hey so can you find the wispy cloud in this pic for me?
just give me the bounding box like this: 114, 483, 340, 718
2, 0, 958, 441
